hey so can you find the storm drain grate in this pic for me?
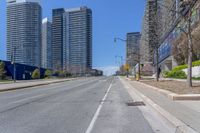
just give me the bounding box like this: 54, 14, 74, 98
126, 101, 145, 106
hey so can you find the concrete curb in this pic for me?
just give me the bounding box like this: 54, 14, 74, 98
0, 78, 76, 92
164, 78, 200, 83
120, 77, 198, 133
168, 93, 200, 100
133, 80, 200, 101
0, 81, 15, 84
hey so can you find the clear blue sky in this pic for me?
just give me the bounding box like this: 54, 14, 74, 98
0, 0, 145, 74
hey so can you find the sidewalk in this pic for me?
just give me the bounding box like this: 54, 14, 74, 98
0, 78, 76, 92
123, 78, 200, 133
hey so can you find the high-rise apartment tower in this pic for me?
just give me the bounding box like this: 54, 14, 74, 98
6, 0, 42, 67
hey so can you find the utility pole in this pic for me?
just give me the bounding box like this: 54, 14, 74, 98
154, 0, 159, 82
114, 37, 141, 80
115, 55, 124, 75
114, 38, 129, 77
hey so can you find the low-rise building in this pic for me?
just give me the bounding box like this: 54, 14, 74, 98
0, 60, 46, 80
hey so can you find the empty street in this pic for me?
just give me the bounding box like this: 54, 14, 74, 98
0, 77, 157, 133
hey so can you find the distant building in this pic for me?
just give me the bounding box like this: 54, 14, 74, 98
126, 32, 141, 69
42, 18, 52, 69
52, 8, 65, 70
62, 7, 92, 75
87, 69, 103, 76
6, 0, 42, 67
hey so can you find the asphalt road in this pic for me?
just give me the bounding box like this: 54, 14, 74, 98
0, 77, 154, 133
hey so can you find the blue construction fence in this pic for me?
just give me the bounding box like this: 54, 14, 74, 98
0, 60, 46, 80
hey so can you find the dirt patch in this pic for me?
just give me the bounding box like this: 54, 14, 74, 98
141, 80, 200, 94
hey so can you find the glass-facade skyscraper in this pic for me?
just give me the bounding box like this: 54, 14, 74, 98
63, 7, 92, 74
42, 18, 52, 69
52, 8, 65, 70
6, 0, 42, 67
52, 6, 92, 74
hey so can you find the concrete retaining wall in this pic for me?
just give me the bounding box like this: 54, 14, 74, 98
183, 66, 200, 77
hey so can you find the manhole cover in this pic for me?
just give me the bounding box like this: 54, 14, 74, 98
126, 101, 145, 106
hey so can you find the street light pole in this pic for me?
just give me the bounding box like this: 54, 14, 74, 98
114, 37, 141, 80
12, 46, 17, 83
154, 0, 159, 82
115, 55, 125, 75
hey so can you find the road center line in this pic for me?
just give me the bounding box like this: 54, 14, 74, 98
85, 80, 113, 133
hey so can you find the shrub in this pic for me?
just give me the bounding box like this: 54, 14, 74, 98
172, 65, 187, 71
58, 71, 65, 77
171, 71, 186, 78
193, 77, 200, 80
0, 62, 6, 80
32, 69, 40, 79
162, 71, 170, 78
53, 70, 59, 77
163, 60, 200, 79
53, 70, 65, 78
192, 60, 200, 67
45, 69, 52, 78
173, 60, 200, 71
63, 71, 72, 77
164, 70, 186, 79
